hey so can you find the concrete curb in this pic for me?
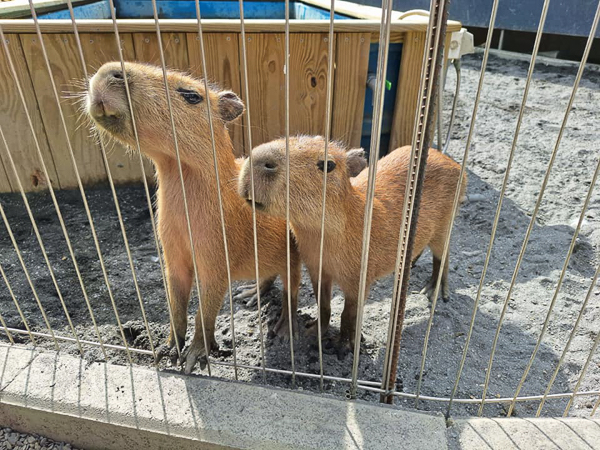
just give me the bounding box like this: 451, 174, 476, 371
0, 344, 447, 449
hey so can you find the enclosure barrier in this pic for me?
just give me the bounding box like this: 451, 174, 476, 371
0, 0, 598, 424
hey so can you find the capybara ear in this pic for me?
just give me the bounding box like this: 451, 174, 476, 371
218, 91, 245, 122
346, 148, 367, 177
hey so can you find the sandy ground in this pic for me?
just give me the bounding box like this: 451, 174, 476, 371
0, 51, 598, 419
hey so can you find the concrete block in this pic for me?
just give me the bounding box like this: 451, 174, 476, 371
448, 417, 600, 450
0, 344, 448, 450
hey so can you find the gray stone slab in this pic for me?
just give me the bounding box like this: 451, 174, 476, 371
448, 417, 600, 450
0, 345, 448, 450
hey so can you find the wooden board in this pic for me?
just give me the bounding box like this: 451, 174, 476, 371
331, 32, 370, 149
20, 32, 107, 188
242, 33, 332, 148
186, 32, 245, 156
390, 31, 427, 150
0, 33, 59, 192
132, 32, 190, 70
79, 32, 154, 184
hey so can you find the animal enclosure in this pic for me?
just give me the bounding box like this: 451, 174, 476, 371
0, 0, 599, 425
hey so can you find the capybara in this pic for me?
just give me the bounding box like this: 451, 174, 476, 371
238, 136, 467, 356
85, 62, 302, 373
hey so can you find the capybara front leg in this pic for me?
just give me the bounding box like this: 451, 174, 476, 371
156, 259, 192, 366
183, 282, 225, 374
271, 257, 301, 341
306, 272, 333, 339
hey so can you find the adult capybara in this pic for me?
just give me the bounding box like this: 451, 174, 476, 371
86, 62, 301, 373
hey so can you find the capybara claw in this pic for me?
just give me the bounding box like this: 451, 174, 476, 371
271, 314, 298, 342
182, 342, 209, 374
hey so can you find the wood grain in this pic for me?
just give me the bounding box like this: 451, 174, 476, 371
0, 33, 59, 192
21, 32, 107, 188
242, 33, 332, 148
331, 32, 370, 148
79, 32, 154, 184
186, 32, 245, 156
133, 32, 190, 70
390, 31, 427, 150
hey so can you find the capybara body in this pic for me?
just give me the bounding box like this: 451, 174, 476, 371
86, 62, 302, 372
238, 136, 467, 355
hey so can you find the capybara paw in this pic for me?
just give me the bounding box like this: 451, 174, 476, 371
155, 336, 184, 366
269, 314, 298, 341
182, 342, 208, 374
419, 279, 438, 301
233, 283, 258, 304
336, 339, 353, 360
305, 318, 329, 338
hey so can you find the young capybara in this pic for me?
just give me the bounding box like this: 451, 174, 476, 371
238, 136, 467, 357
85, 62, 302, 373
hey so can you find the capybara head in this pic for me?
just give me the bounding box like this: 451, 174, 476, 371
238, 136, 367, 228
85, 61, 244, 164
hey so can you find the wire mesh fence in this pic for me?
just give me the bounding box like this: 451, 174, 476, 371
0, 0, 598, 420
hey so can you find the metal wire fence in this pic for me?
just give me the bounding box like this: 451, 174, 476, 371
0, 0, 598, 419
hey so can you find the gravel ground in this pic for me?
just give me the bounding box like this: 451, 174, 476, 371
0, 428, 78, 450
0, 51, 598, 419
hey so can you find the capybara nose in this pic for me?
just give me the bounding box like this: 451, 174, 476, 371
262, 160, 278, 172
108, 70, 124, 81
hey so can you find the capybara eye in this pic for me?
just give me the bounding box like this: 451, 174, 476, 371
176, 87, 204, 105
317, 160, 336, 173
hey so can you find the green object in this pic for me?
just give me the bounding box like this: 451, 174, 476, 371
386, 80, 392, 91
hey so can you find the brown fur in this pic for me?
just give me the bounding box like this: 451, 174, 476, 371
238, 136, 467, 356
86, 62, 302, 372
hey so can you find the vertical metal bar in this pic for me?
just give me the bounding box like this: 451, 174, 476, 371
538, 264, 600, 416
238, 0, 267, 382
148, 0, 212, 375
63, 0, 158, 361
284, 0, 296, 385
0, 311, 14, 344
562, 310, 600, 416
349, 0, 394, 398
1, 28, 115, 358
0, 128, 83, 355
193, 0, 239, 378
592, 393, 600, 417
442, 58, 460, 155
0, 203, 59, 351
446, 0, 551, 416
0, 262, 35, 345
508, 156, 600, 417
415, 0, 498, 406
480, 0, 600, 415
382, 0, 450, 407
314, 0, 337, 391
380, 1, 440, 403
105, 0, 182, 362
26, 0, 140, 362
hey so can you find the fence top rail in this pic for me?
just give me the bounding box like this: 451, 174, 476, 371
0, 18, 462, 33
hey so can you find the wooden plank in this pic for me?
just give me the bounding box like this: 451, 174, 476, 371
0, 33, 59, 192
186, 32, 245, 156
79, 32, 154, 184
132, 32, 190, 70
242, 33, 332, 148
20, 33, 107, 188
389, 31, 427, 150
0, 19, 464, 34
331, 32, 370, 149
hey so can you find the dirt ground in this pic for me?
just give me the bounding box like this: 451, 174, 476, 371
0, 51, 598, 419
